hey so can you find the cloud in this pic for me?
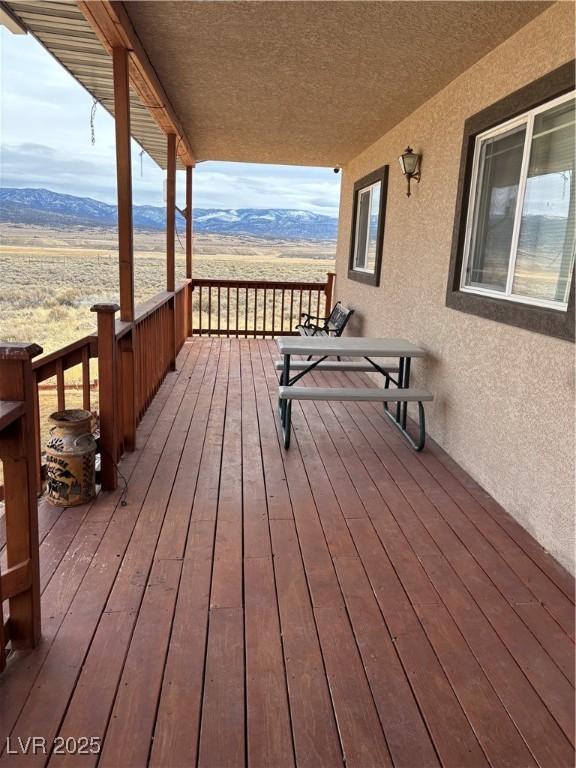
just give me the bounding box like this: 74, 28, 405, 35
0, 28, 340, 214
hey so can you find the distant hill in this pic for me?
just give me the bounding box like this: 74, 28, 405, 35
0, 187, 338, 241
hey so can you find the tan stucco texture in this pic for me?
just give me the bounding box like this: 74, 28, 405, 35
125, 0, 548, 165
334, 3, 575, 573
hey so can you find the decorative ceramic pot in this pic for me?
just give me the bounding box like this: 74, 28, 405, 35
46, 409, 96, 506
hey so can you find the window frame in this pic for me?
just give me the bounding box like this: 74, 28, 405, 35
460, 89, 575, 312
445, 60, 575, 342
348, 165, 389, 287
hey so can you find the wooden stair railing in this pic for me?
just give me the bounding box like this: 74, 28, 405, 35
0, 343, 43, 670
190, 274, 335, 338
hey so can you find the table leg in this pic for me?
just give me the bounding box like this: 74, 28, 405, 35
402, 356, 411, 429
280, 354, 291, 426
396, 357, 405, 423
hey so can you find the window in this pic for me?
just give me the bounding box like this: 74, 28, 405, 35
348, 165, 388, 286
461, 91, 575, 311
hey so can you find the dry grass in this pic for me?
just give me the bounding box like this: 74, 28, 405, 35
0, 225, 335, 356
0, 226, 334, 483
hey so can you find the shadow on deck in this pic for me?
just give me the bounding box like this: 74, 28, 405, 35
1, 338, 574, 768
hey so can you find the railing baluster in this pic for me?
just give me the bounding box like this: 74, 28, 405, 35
217, 285, 221, 335
263, 288, 267, 338
235, 287, 239, 338
227, 285, 230, 338
280, 289, 285, 333
56, 359, 65, 411
253, 288, 258, 339
32, 372, 42, 492
199, 285, 203, 335
244, 287, 249, 339
271, 288, 276, 337
82, 344, 91, 412
208, 286, 212, 335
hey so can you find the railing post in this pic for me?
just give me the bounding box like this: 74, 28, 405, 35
0, 342, 43, 652
325, 271, 336, 311
91, 304, 119, 491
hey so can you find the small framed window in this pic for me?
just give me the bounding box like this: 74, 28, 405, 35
348, 165, 388, 286
461, 91, 575, 311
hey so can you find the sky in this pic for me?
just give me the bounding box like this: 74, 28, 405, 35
0, 27, 341, 215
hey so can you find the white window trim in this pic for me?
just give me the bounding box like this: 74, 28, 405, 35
353, 181, 380, 273
460, 89, 575, 312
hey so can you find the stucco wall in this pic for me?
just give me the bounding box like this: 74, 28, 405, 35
334, 2, 575, 573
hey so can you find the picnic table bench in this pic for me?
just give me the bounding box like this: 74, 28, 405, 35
276, 336, 433, 451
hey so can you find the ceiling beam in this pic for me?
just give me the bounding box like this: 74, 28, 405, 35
76, 0, 195, 167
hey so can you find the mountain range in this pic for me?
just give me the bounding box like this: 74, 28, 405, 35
0, 188, 338, 241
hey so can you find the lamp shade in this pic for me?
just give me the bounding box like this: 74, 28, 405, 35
400, 147, 420, 176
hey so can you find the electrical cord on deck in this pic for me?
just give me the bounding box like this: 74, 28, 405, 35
99, 446, 129, 507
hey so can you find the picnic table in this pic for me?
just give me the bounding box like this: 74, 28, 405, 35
275, 336, 433, 451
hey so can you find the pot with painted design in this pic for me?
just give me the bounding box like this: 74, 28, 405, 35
46, 409, 96, 506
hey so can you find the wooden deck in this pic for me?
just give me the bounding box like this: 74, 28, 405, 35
1, 338, 574, 768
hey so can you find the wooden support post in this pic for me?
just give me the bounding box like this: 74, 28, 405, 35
112, 47, 138, 450
0, 342, 43, 651
112, 46, 135, 323
167, 133, 177, 368
185, 165, 193, 337
166, 133, 176, 293
325, 271, 336, 311
185, 165, 193, 279
91, 304, 119, 490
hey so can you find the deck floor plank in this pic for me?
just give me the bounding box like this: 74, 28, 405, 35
291, 377, 520, 768
150, 341, 228, 768
47, 340, 217, 768
317, 393, 574, 767
339, 399, 575, 743
298, 390, 543, 768
198, 341, 246, 768
0, 343, 197, 752
335, 367, 576, 633
250, 343, 344, 768
240, 342, 295, 768
0, 338, 573, 768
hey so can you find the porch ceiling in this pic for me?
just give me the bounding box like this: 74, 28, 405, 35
125, 0, 549, 167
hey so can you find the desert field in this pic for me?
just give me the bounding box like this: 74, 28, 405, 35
0, 224, 335, 354
0, 225, 335, 479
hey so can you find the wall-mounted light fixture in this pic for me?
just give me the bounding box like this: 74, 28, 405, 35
398, 146, 421, 197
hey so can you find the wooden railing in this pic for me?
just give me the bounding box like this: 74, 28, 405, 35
0, 280, 191, 665
92, 279, 191, 489
0, 280, 191, 501
191, 273, 335, 338
0, 343, 42, 670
